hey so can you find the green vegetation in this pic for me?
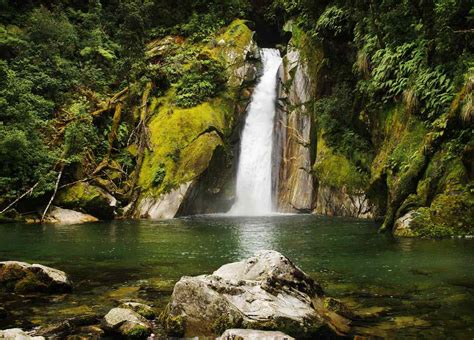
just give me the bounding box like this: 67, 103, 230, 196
0, 1, 252, 217
0, 0, 472, 237
269, 0, 473, 236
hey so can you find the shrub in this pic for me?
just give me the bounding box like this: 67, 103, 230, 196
175, 54, 227, 108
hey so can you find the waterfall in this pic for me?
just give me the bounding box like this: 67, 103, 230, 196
229, 48, 282, 216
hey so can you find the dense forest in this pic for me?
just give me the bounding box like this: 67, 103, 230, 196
0, 0, 473, 236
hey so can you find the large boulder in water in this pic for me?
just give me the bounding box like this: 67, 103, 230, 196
0, 261, 72, 293
161, 250, 351, 338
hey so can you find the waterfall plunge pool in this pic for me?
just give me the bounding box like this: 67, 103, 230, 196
0, 215, 473, 338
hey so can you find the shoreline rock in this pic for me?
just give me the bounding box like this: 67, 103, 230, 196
218, 329, 295, 340
161, 250, 352, 338
42, 206, 98, 225
0, 328, 45, 340
0, 261, 72, 294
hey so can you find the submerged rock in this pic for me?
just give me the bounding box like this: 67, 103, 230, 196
119, 302, 156, 320
0, 261, 72, 293
43, 206, 98, 225
35, 314, 100, 338
218, 329, 295, 340
161, 250, 351, 338
102, 307, 151, 339
0, 328, 45, 340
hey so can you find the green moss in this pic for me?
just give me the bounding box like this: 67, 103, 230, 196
288, 25, 325, 92
55, 182, 113, 219
211, 19, 253, 60
163, 315, 185, 337
123, 325, 151, 339
323, 297, 353, 319
138, 19, 255, 200
314, 136, 369, 192
395, 135, 474, 238
139, 98, 227, 195
211, 314, 243, 335
14, 272, 47, 293
372, 106, 426, 182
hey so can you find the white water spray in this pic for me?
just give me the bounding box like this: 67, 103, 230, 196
229, 48, 282, 216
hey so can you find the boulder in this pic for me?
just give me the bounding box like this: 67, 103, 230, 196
0, 328, 45, 340
393, 211, 417, 237
0, 261, 72, 293
136, 182, 192, 219
161, 250, 351, 338
55, 182, 116, 219
43, 206, 98, 225
35, 315, 100, 338
218, 329, 294, 340
102, 308, 151, 339
119, 302, 155, 320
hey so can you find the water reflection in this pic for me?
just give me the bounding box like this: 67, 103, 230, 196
396, 237, 416, 252
0, 216, 473, 338
232, 216, 278, 258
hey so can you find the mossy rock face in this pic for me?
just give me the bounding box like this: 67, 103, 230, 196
314, 136, 369, 193
136, 20, 259, 217
393, 140, 474, 238
56, 182, 115, 220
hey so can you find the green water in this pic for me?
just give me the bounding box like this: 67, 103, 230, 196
0, 215, 473, 338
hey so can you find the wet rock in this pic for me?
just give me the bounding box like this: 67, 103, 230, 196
314, 185, 374, 219
0, 261, 72, 294
136, 182, 192, 219
273, 47, 316, 213
43, 206, 98, 225
218, 329, 295, 340
102, 307, 151, 339
161, 250, 350, 338
35, 315, 100, 338
55, 182, 116, 220
393, 211, 417, 237
119, 302, 155, 320
0, 328, 45, 340
323, 297, 355, 319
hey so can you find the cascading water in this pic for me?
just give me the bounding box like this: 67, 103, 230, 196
229, 48, 282, 216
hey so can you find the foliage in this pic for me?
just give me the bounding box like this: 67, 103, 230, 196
313, 6, 350, 40
152, 165, 167, 187
313, 83, 372, 173
175, 55, 227, 108
0, 60, 57, 200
